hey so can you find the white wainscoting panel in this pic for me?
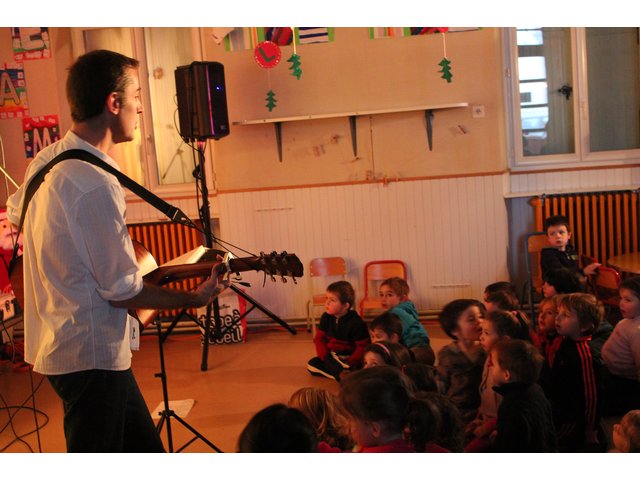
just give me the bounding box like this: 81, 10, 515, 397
216, 174, 509, 321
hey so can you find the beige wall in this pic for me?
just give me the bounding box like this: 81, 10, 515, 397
201, 27, 507, 191
0, 27, 507, 200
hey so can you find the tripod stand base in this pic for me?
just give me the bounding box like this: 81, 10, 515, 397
156, 409, 223, 453
154, 317, 222, 452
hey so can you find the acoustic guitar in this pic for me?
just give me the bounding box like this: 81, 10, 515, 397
9, 240, 304, 329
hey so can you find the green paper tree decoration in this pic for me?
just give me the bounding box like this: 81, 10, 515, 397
287, 53, 302, 79
438, 57, 453, 83
265, 89, 277, 111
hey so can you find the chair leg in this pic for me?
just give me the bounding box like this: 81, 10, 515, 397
306, 300, 312, 332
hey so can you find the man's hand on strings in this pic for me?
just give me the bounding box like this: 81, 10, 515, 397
194, 255, 230, 305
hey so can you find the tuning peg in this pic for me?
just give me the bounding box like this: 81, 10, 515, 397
270, 274, 276, 282
291, 276, 297, 285
280, 275, 288, 283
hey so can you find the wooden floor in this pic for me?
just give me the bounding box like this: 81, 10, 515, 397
1, 321, 451, 453
0, 320, 620, 456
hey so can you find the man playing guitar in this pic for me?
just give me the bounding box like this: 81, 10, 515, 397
6, 50, 227, 452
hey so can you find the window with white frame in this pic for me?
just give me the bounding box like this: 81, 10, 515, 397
70, 27, 212, 194
504, 27, 640, 170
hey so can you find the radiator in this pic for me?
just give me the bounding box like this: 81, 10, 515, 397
531, 189, 640, 264
127, 221, 205, 326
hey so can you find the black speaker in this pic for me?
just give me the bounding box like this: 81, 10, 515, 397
174, 61, 230, 141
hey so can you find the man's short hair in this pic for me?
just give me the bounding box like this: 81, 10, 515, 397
66, 49, 139, 122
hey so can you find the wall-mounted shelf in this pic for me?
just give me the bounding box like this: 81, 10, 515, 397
232, 102, 469, 161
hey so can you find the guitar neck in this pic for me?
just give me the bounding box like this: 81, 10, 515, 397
143, 256, 267, 286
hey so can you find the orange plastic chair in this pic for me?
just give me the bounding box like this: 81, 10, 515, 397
358, 260, 407, 318
593, 265, 621, 313
306, 257, 348, 335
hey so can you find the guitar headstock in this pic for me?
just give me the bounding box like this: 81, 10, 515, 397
261, 251, 304, 283
225, 251, 304, 283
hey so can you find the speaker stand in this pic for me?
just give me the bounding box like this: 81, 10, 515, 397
191, 141, 295, 371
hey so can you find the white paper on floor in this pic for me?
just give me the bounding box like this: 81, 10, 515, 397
152, 399, 195, 418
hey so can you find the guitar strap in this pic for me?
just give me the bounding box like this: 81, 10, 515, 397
9, 148, 198, 271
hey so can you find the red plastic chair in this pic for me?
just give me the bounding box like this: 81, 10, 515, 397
358, 260, 407, 318
593, 265, 621, 317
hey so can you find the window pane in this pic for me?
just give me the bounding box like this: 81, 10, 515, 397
144, 28, 197, 185
517, 27, 575, 157
587, 27, 640, 152
83, 28, 145, 184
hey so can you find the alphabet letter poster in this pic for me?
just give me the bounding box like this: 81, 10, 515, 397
22, 115, 60, 158
12, 27, 51, 61
0, 63, 29, 119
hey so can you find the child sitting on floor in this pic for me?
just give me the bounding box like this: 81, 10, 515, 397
531, 296, 562, 360
549, 293, 606, 452
436, 298, 487, 423
465, 309, 530, 452
288, 387, 353, 451
379, 277, 435, 365
307, 281, 370, 381
483, 289, 532, 341
362, 340, 412, 369
490, 338, 557, 452
237, 403, 317, 452
369, 311, 403, 343
322, 365, 449, 452
601, 276, 640, 415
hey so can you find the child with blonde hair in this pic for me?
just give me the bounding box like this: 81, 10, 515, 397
549, 293, 606, 451
531, 296, 563, 363
379, 277, 435, 365
288, 387, 353, 451
612, 410, 640, 452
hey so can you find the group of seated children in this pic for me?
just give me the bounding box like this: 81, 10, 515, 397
237, 214, 639, 452
306, 277, 433, 381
